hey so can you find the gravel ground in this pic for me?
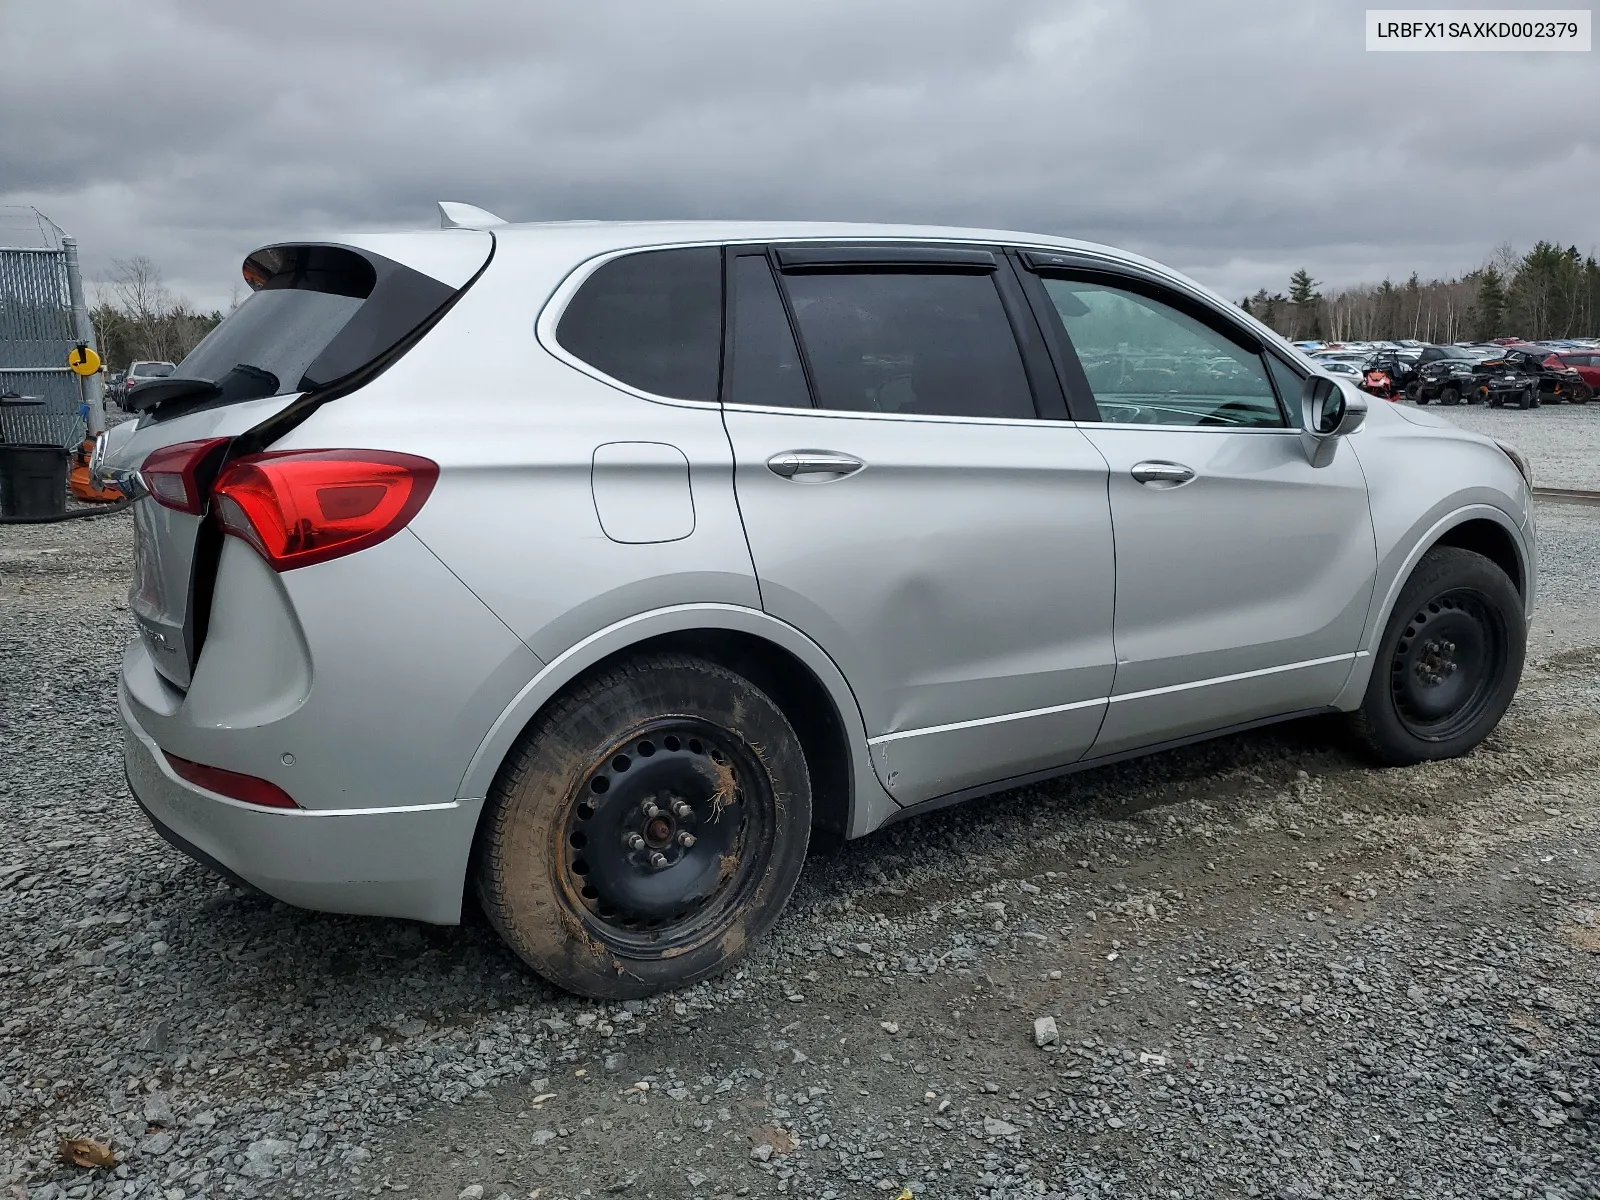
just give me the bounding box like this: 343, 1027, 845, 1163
2, 504, 1597, 1200
1404, 399, 1600, 491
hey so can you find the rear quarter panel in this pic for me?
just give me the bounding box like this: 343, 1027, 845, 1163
271, 236, 762, 661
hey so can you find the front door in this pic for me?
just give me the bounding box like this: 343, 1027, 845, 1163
720, 245, 1118, 806
1022, 265, 1377, 756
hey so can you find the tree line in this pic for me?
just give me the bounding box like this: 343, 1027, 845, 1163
89, 256, 224, 370
1241, 241, 1600, 344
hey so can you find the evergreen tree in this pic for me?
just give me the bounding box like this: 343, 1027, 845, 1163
1475, 267, 1506, 340
1288, 269, 1320, 307
1288, 269, 1322, 338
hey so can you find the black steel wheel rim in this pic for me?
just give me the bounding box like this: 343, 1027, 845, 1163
556, 717, 773, 954
1389, 588, 1505, 740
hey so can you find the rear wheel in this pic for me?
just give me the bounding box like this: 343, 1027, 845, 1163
1572, 382, 1591, 404
1348, 547, 1524, 766
475, 654, 812, 998
1440, 384, 1460, 406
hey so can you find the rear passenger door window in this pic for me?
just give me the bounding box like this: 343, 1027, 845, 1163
777, 267, 1037, 420
1037, 276, 1285, 427
725, 252, 812, 409
555, 247, 722, 401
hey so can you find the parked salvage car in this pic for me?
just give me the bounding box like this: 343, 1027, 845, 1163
1551, 350, 1600, 393
98, 214, 1536, 999
1412, 347, 1513, 405
1500, 346, 1591, 404
117, 360, 178, 411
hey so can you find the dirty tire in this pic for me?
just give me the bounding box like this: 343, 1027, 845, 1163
1348, 546, 1525, 767
475, 654, 812, 999
1440, 384, 1460, 406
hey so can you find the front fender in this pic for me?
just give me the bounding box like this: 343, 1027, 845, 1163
454, 603, 898, 839
1332, 501, 1533, 710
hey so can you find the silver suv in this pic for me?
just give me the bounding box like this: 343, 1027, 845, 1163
102, 210, 1535, 998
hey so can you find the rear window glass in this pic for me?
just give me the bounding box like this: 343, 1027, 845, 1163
154, 244, 459, 418
133, 363, 175, 377
179, 290, 366, 403
556, 248, 722, 401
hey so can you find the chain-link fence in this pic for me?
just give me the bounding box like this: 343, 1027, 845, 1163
0, 208, 86, 448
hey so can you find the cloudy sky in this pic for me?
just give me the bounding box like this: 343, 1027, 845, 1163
3, 0, 1596, 311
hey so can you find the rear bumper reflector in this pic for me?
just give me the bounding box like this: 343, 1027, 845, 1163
163, 752, 299, 809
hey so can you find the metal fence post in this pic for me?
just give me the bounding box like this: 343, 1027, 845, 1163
61, 235, 104, 435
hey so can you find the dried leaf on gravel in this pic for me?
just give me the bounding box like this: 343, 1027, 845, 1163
1564, 922, 1600, 953
749, 1124, 796, 1155
58, 1136, 116, 1169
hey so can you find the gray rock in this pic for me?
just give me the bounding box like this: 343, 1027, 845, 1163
139, 1018, 171, 1053
240, 1138, 294, 1178
138, 1130, 175, 1156
143, 1092, 175, 1126
1033, 1016, 1059, 1048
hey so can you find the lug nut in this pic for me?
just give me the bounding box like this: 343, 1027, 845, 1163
648, 851, 668, 871
642, 800, 661, 818
624, 832, 645, 851
677, 831, 697, 848
672, 800, 693, 819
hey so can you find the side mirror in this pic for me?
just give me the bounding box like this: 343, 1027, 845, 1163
1299, 375, 1366, 466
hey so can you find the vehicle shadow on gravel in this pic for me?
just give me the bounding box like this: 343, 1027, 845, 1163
157, 712, 1359, 1026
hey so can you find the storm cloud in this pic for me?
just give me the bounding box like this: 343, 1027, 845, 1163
3, 0, 1595, 309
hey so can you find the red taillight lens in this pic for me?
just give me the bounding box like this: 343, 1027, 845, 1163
211, 449, 438, 571
141, 438, 231, 514
164, 752, 299, 809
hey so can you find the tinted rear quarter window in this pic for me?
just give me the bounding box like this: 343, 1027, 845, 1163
557, 247, 723, 401
779, 269, 1035, 419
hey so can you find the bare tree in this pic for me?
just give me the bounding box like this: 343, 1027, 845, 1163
107, 257, 183, 360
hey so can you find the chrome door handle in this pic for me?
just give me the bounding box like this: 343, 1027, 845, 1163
766, 451, 865, 480
1130, 460, 1195, 488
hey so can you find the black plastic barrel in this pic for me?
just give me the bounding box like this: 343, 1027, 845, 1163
0, 444, 70, 518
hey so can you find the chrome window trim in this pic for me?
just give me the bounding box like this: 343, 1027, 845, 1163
536, 235, 1158, 415
534, 234, 1315, 431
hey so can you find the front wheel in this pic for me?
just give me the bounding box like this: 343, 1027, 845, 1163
1439, 385, 1460, 406
1348, 546, 1525, 766
475, 654, 812, 999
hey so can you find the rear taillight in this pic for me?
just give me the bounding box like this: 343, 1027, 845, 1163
141, 438, 231, 514
164, 752, 299, 809
211, 449, 438, 571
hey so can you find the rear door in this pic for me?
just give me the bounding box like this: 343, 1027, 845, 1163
1016, 257, 1377, 756
721, 244, 1117, 806
108, 233, 491, 689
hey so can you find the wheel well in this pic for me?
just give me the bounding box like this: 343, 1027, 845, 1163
581, 629, 854, 836
1432, 518, 1523, 597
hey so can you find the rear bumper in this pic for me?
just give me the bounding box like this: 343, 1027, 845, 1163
120, 682, 480, 924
